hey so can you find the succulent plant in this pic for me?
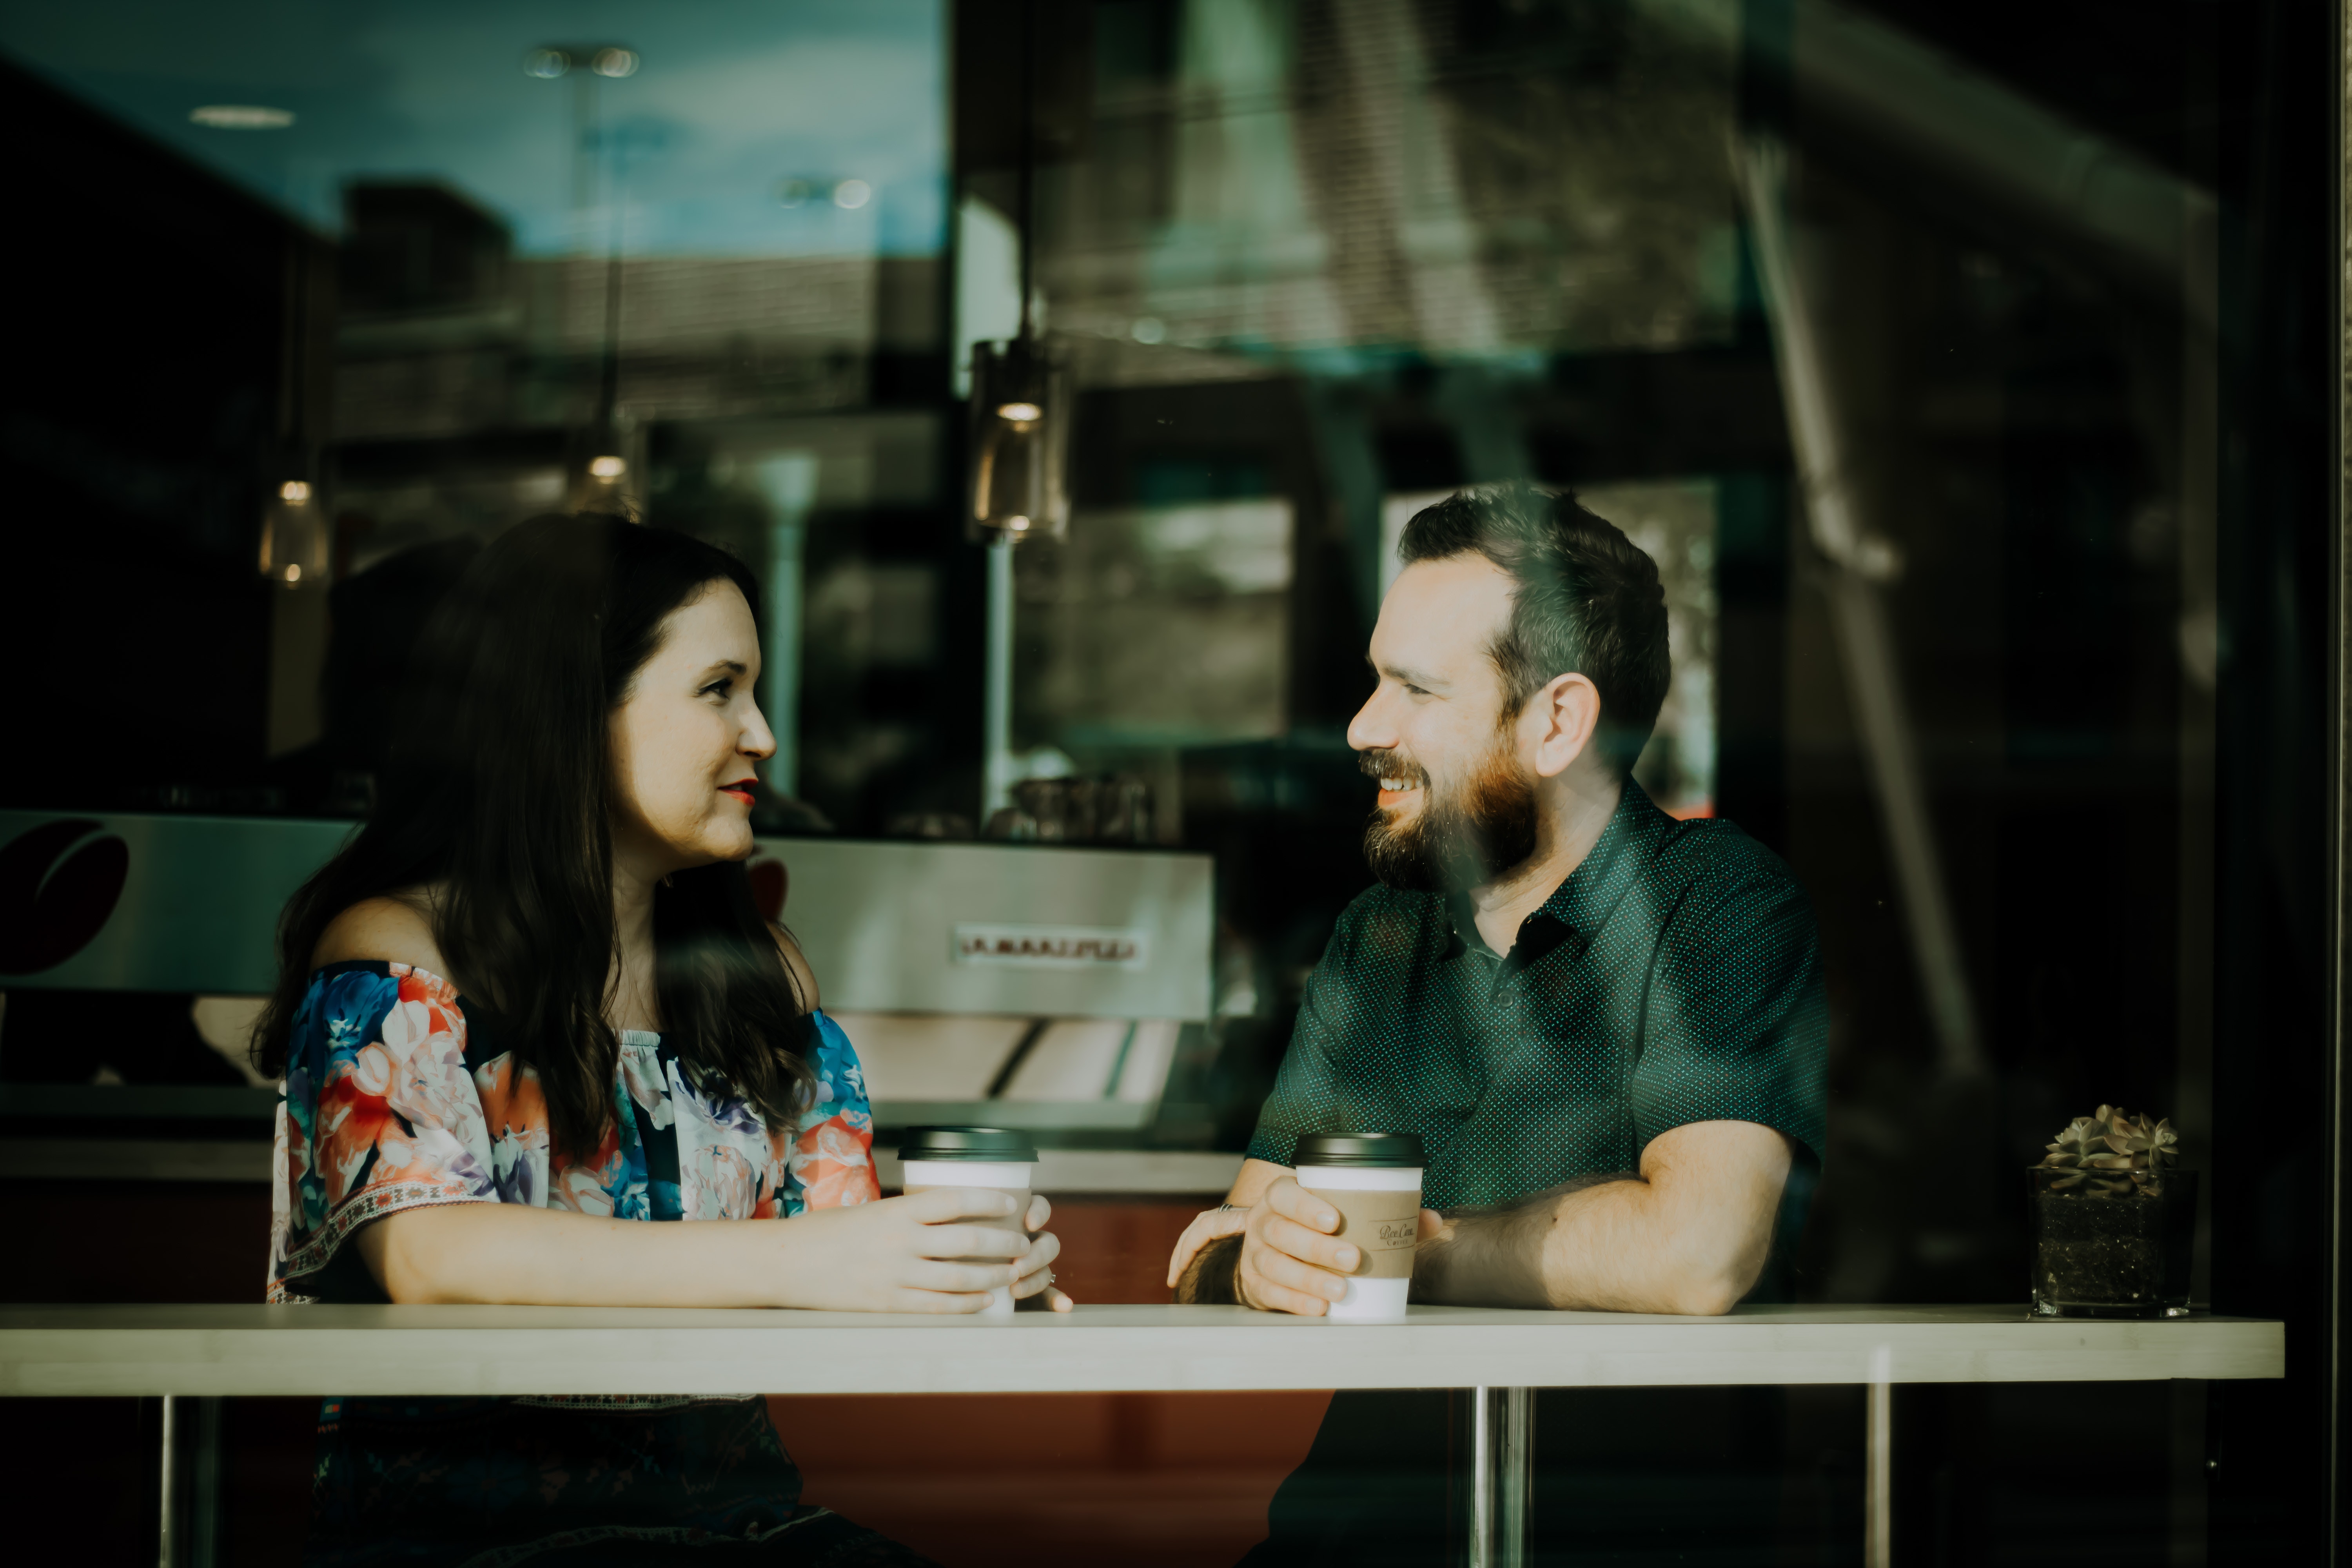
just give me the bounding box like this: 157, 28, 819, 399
2040, 1105, 2179, 1194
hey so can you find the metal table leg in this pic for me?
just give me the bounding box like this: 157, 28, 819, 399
1470, 1385, 1534, 1568
1866, 1350, 1893, 1568
157, 1393, 177, 1568
156, 1393, 222, 1568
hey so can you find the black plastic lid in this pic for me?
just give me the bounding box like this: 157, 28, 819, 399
1293, 1132, 1424, 1168
896, 1126, 1040, 1163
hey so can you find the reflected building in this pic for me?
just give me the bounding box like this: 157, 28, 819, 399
0, 0, 2339, 1561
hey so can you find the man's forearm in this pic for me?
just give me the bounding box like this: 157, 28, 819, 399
1410, 1173, 1631, 1309
1186, 1125, 1790, 1316
1415, 1138, 1783, 1316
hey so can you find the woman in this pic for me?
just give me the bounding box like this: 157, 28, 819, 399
255, 514, 1070, 1565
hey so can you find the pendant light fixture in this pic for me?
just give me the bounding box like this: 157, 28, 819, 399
966, 0, 1067, 544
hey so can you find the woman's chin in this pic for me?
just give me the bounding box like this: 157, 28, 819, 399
656, 823, 756, 869
706, 823, 759, 862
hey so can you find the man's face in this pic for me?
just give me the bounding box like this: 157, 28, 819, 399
1347, 556, 1541, 891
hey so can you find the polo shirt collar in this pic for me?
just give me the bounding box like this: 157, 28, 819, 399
1442, 779, 1671, 967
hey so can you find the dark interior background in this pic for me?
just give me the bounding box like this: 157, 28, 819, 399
0, 0, 2337, 1561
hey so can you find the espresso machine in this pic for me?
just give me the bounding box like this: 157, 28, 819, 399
0, 809, 1215, 1175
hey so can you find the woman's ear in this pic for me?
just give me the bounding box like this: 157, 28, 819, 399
1530, 671, 1602, 778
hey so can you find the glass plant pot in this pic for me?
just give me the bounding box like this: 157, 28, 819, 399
2028, 1165, 2197, 1319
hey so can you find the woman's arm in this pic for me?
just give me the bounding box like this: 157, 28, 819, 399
356, 1186, 1062, 1312
316, 903, 1070, 1312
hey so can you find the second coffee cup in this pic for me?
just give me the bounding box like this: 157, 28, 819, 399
1293, 1132, 1425, 1320
896, 1125, 1040, 1316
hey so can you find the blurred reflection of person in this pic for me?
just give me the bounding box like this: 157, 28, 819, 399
254, 514, 1069, 1566
2, 540, 485, 1089
269, 535, 481, 816
1168, 485, 1827, 1563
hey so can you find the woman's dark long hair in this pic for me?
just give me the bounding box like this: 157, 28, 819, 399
255, 514, 816, 1156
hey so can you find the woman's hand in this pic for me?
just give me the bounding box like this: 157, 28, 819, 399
1011, 1194, 1076, 1312
774, 1188, 1051, 1312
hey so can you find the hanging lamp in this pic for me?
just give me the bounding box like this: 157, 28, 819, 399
966, 0, 1067, 544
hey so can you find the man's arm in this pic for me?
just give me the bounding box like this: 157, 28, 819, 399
1170, 903, 1369, 1307
1412, 1120, 1793, 1314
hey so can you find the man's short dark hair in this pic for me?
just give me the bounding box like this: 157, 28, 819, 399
1397, 483, 1669, 775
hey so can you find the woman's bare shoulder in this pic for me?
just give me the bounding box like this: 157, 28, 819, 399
314, 890, 450, 978
771, 926, 821, 1011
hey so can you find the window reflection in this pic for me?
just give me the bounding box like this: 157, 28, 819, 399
0, 0, 2335, 1561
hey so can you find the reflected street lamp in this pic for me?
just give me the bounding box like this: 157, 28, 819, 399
527, 43, 639, 506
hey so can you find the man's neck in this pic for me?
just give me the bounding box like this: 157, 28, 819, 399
1465, 771, 1623, 958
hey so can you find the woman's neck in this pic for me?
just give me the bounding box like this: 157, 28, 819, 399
607, 843, 667, 1032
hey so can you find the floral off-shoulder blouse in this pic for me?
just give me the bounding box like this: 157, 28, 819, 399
269, 960, 880, 1303
264, 962, 922, 1568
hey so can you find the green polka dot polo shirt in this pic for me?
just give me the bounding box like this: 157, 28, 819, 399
1245, 779, 1829, 1211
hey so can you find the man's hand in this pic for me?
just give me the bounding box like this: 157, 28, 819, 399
1165, 1156, 1285, 1299
1165, 1204, 1249, 1291
1232, 1177, 1361, 1314
1175, 1182, 1449, 1312
1171, 1158, 1415, 1314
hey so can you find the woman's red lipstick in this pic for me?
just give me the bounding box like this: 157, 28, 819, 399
720, 779, 757, 806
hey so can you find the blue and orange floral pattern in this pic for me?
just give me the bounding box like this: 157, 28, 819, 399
269, 961, 880, 1303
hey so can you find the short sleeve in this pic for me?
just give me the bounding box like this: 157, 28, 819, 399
1630, 870, 1828, 1166
267, 962, 499, 1303
781, 1009, 882, 1213
1243, 915, 1359, 1169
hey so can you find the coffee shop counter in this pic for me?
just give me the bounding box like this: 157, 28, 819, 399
0, 1302, 2282, 1397
0, 1303, 2286, 1568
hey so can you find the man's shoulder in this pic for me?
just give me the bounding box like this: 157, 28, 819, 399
1332, 881, 1447, 932
1324, 882, 1450, 961
1642, 813, 1809, 910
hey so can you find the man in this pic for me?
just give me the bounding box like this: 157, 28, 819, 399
1169, 485, 1826, 1559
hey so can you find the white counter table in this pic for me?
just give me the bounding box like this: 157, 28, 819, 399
0, 1303, 2285, 1568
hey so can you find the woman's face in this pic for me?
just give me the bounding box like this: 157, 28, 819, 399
606, 580, 775, 876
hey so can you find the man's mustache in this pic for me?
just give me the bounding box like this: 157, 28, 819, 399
1357, 748, 1429, 790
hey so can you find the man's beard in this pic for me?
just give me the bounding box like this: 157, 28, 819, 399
1360, 741, 1541, 892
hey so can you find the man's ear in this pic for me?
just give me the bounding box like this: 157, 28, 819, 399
1528, 671, 1602, 779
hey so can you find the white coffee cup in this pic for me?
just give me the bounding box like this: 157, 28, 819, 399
897, 1126, 1041, 1316
1293, 1132, 1426, 1320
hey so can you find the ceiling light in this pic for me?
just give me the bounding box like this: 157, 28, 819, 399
190, 105, 294, 129
279, 481, 311, 503
832, 179, 871, 209
592, 47, 639, 78
523, 48, 570, 78
589, 456, 628, 481
967, 339, 1067, 545
777, 179, 811, 208
283, 564, 302, 583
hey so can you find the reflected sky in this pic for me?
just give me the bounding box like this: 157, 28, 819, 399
1, 0, 944, 256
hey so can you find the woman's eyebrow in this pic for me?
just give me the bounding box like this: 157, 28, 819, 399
698, 659, 750, 679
